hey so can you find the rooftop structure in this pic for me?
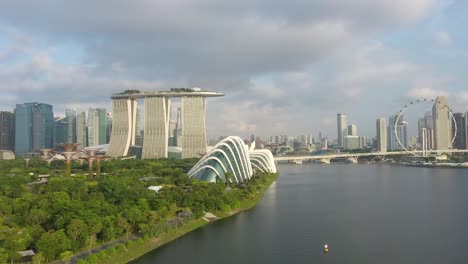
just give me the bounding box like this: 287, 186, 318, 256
111, 88, 224, 99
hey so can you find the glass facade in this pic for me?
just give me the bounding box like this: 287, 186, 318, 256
188, 136, 276, 183
15, 103, 53, 154
0, 111, 15, 151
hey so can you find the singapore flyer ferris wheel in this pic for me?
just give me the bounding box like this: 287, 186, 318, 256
394, 97, 457, 157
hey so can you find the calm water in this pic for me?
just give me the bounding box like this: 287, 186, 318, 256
132, 163, 468, 264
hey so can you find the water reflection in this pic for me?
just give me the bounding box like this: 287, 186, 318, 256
133, 164, 468, 264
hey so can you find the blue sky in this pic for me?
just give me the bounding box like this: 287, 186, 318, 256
0, 0, 466, 140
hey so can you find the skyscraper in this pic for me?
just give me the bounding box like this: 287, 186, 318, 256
432, 96, 451, 150
0, 111, 15, 151
348, 124, 357, 136
388, 114, 407, 150
15, 103, 54, 154
376, 118, 387, 152
337, 113, 348, 147
87, 108, 99, 147
396, 121, 408, 149
76, 112, 87, 149
181, 96, 206, 158
453, 112, 466, 149
97, 108, 108, 145
86, 108, 109, 146
53, 117, 68, 146
65, 109, 77, 143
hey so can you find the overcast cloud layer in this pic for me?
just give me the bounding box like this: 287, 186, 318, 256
0, 0, 467, 139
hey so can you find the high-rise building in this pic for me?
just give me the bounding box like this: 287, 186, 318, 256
87, 108, 107, 146
15, 103, 54, 154
337, 113, 348, 147
53, 117, 68, 146
465, 112, 468, 150
0, 111, 15, 151
76, 112, 87, 149
344, 135, 360, 150
106, 114, 112, 144
453, 112, 466, 149
65, 109, 77, 143
348, 124, 357, 136
376, 118, 387, 152
107, 89, 223, 158
432, 96, 452, 150
396, 121, 408, 149
387, 114, 407, 150
87, 108, 99, 147
97, 108, 108, 145
387, 114, 397, 150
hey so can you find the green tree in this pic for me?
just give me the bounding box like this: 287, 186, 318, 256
66, 219, 88, 249
0, 248, 8, 264
3, 229, 32, 263
32, 252, 44, 264
37, 230, 72, 262
60, 251, 74, 263
86, 217, 102, 252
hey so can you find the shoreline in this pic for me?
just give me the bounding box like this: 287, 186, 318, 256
87, 173, 279, 264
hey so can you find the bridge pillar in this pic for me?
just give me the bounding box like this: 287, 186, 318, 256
319, 158, 330, 164
346, 157, 358, 164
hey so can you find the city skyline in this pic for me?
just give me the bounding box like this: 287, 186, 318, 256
1, 1, 468, 138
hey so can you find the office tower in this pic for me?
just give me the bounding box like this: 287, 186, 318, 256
0, 111, 15, 151
337, 113, 348, 147
87, 108, 98, 146
348, 124, 357, 136
32, 103, 54, 151
344, 135, 360, 150
76, 112, 87, 149
396, 121, 408, 149
54, 117, 68, 146
299, 135, 308, 147
106, 114, 112, 144
387, 114, 396, 150
65, 109, 77, 143
15, 103, 53, 154
432, 96, 452, 150
97, 109, 108, 145
376, 118, 387, 152
422, 112, 434, 149
418, 118, 425, 146
453, 113, 466, 149
466, 112, 468, 150
87, 108, 107, 146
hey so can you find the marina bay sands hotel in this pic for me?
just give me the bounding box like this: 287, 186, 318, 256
107, 88, 223, 159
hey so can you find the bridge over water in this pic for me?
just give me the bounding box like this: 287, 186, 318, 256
274, 149, 468, 163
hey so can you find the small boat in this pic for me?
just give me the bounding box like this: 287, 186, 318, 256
323, 243, 329, 253
290, 159, 303, 164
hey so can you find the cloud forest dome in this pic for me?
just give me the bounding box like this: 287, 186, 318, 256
188, 136, 277, 183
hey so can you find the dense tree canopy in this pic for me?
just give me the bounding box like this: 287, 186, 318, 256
0, 158, 275, 263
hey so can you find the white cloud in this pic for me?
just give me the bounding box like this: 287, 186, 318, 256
407, 87, 449, 99
434, 31, 452, 46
